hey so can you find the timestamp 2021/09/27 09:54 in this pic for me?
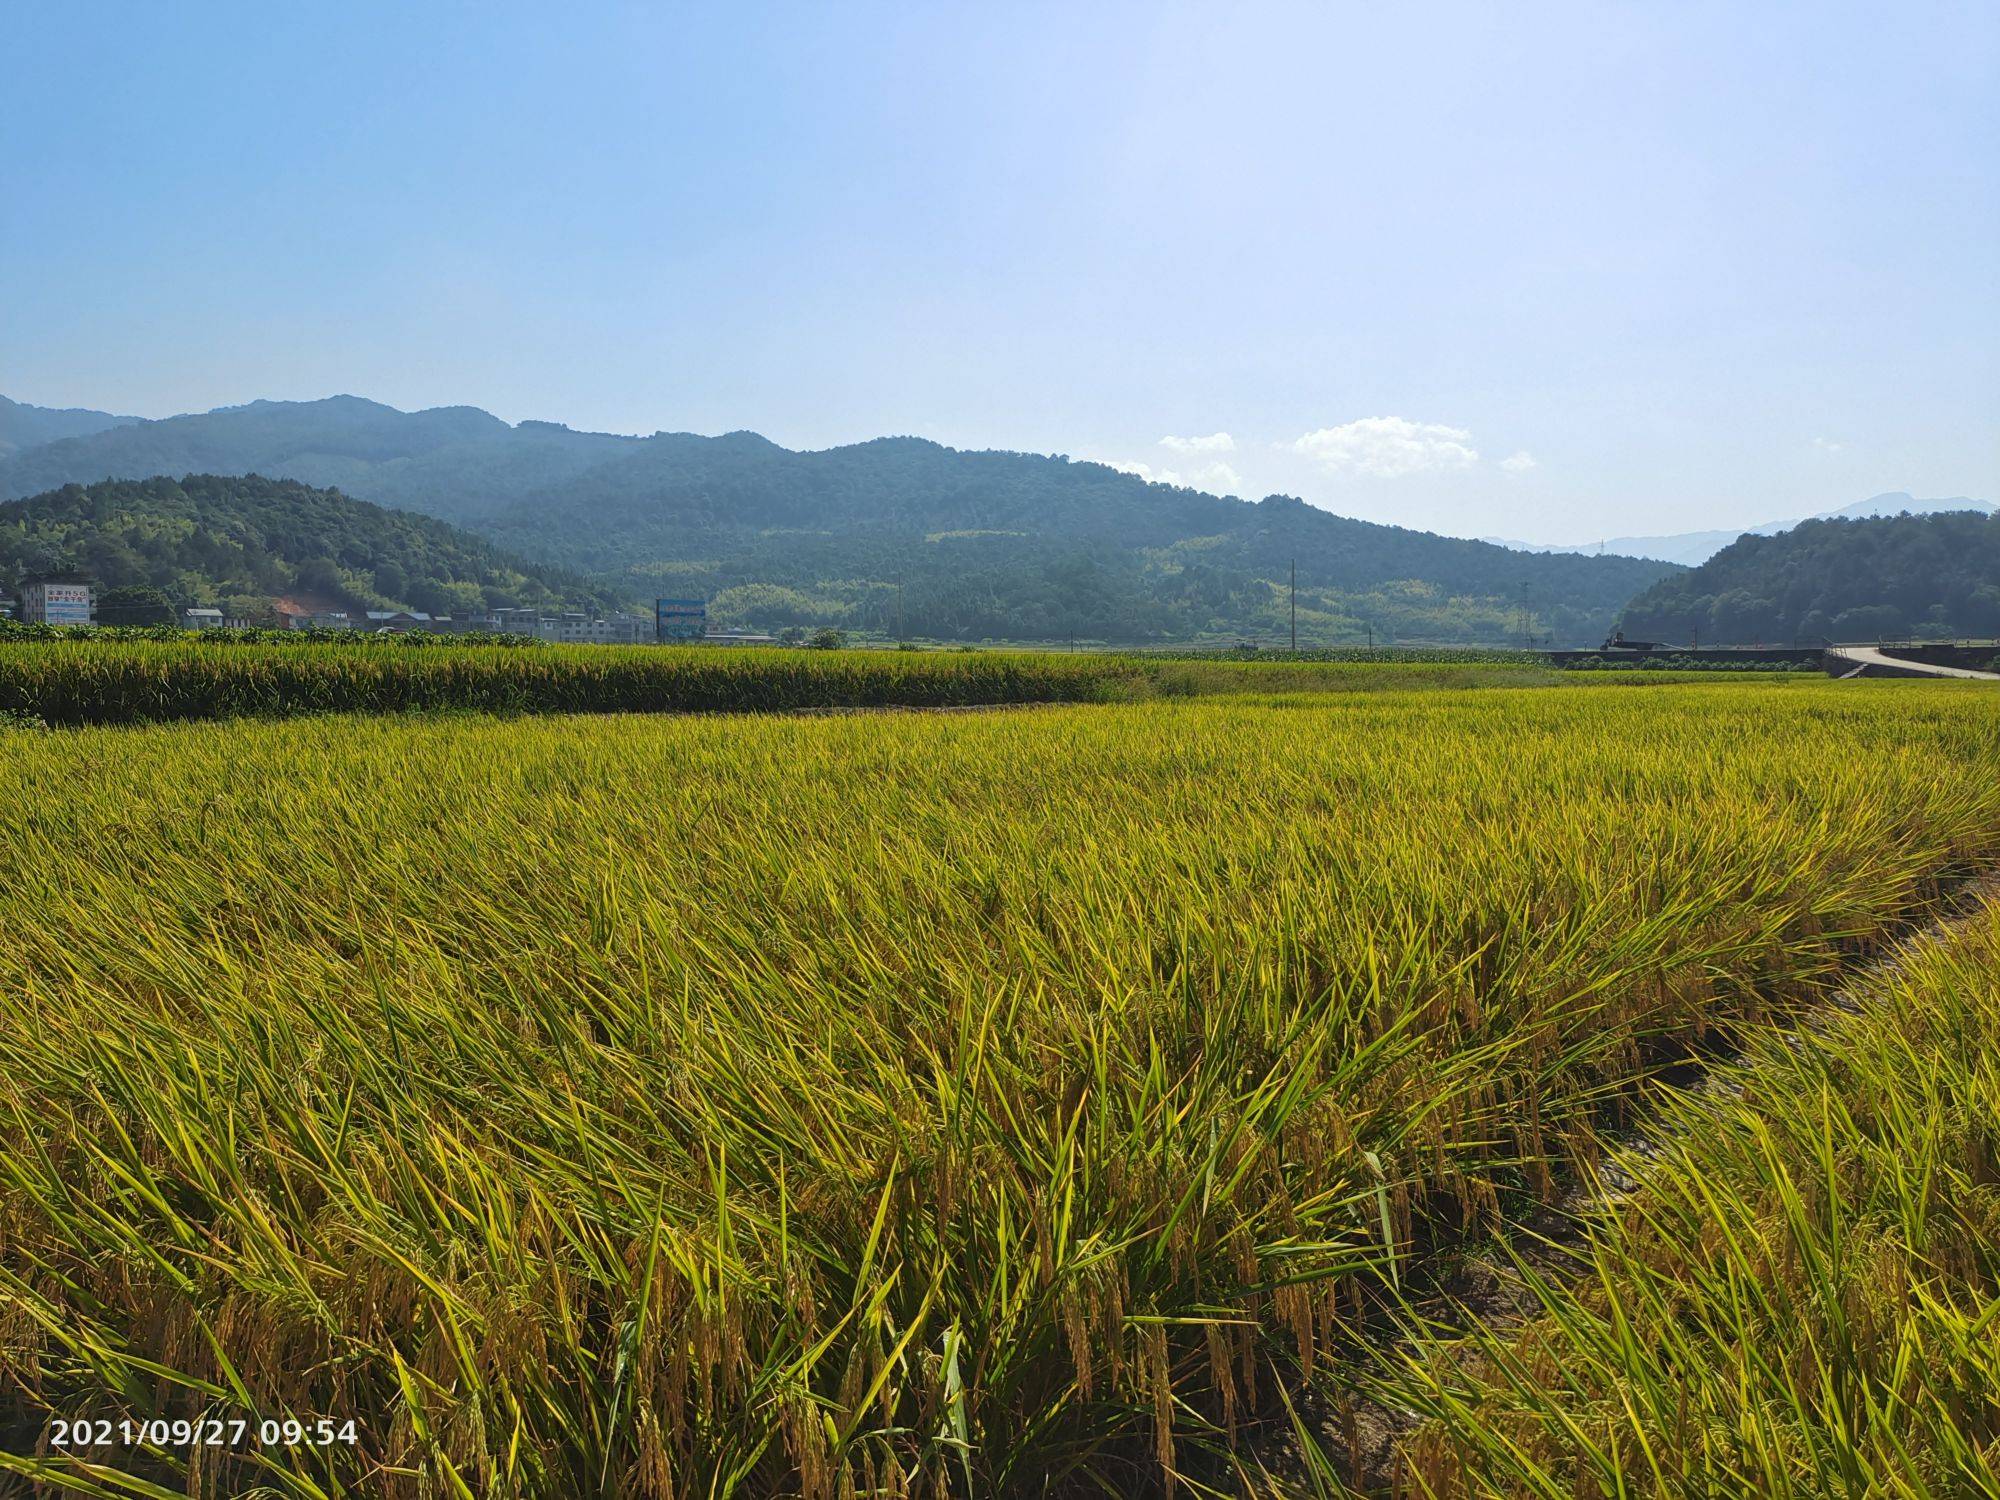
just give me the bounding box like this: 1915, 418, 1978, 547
45, 1415, 361, 1451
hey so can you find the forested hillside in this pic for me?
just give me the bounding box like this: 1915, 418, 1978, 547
1616, 509, 2000, 643
539, 438, 1680, 642
0, 396, 1678, 644
0, 475, 612, 623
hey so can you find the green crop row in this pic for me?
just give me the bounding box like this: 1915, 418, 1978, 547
1558, 653, 1818, 672
0, 639, 1136, 724
0, 620, 545, 647
1124, 645, 1537, 666
0, 640, 1576, 725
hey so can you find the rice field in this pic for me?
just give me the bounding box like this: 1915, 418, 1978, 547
0, 678, 1995, 1497
1373, 888, 2000, 1498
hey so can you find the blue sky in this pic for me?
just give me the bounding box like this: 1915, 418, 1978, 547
4, 1, 1993, 540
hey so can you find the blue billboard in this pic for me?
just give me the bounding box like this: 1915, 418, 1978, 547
655, 597, 707, 641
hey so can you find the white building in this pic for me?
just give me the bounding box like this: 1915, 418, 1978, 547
488, 608, 543, 635
531, 612, 651, 644
21, 581, 92, 625
181, 607, 225, 629
592, 612, 654, 644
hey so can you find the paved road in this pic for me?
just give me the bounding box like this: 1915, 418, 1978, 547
1831, 645, 2000, 680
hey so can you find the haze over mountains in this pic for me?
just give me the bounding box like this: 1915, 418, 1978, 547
0, 395, 1676, 645
1486, 494, 1999, 567
0, 394, 139, 460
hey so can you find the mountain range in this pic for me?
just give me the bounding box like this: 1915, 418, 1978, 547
1485, 493, 1998, 567
0, 395, 1676, 645
0, 394, 139, 461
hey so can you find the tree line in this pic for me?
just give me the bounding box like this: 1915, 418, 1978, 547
1617, 510, 2000, 644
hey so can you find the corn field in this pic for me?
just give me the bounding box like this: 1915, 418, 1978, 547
0, 641, 1137, 724
0, 641, 1572, 726
0, 679, 1995, 1496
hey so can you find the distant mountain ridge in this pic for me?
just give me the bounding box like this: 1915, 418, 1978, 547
1486, 493, 1997, 566
0, 395, 140, 461
0, 393, 1679, 645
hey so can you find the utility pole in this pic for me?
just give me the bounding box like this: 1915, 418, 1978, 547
1290, 557, 1297, 653
897, 577, 905, 645
1366, 622, 1373, 650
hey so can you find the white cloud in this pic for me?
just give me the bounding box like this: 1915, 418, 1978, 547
1107, 459, 1168, 482
1160, 431, 1236, 455
1499, 450, 1538, 473
1193, 461, 1245, 495
1292, 417, 1479, 478
1103, 457, 1245, 496
1812, 436, 1846, 454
